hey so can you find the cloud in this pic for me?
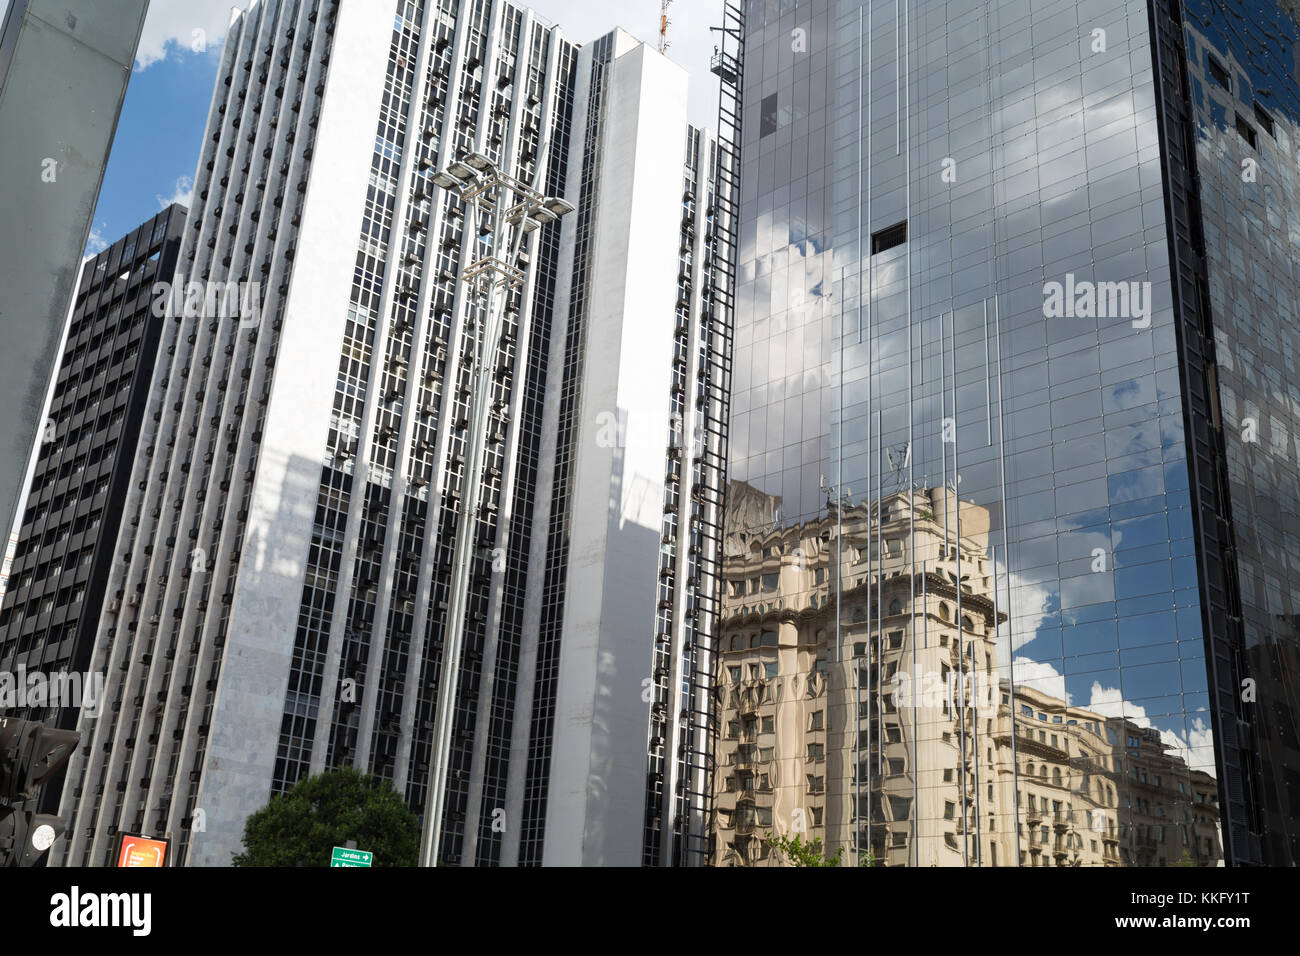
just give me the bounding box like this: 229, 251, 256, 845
998, 662, 1217, 778
85, 225, 110, 257
1088, 682, 1217, 777
157, 176, 194, 210
134, 0, 232, 70
1010, 657, 1070, 704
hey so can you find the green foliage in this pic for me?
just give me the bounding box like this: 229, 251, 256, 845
232, 766, 419, 867
1171, 848, 1199, 867
765, 831, 843, 867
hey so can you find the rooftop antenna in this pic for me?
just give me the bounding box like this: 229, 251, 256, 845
658, 0, 673, 54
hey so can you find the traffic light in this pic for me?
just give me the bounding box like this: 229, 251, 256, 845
0, 717, 79, 867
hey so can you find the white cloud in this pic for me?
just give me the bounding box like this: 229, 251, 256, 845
1010, 657, 1070, 704
996, 663, 1216, 778
1088, 682, 1217, 777
157, 176, 194, 210
85, 225, 110, 257
134, 0, 232, 70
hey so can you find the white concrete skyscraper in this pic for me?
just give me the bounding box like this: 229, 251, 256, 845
55, 0, 734, 868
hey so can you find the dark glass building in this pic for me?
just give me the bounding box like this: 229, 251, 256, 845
714, 0, 1297, 866
0, 204, 186, 736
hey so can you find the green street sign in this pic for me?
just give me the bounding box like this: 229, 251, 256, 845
330, 846, 373, 868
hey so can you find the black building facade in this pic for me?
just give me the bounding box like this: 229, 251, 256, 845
0, 204, 186, 737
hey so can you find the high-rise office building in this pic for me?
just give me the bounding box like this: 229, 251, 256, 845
0, 205, 186, 820
55, 0, 730, 869
0, 205, 187, 724
718, 0, 1298, 865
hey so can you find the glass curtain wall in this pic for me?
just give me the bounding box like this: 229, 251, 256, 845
714, 0, 1223, 867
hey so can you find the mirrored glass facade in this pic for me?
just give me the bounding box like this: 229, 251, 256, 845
715, 0, 1300, 866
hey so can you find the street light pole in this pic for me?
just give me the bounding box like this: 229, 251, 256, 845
417, 152, 572, 867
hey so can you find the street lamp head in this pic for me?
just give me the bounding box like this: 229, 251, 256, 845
543, 197, 575, 218
446, 160, 476, 182
431, 170, 463, 189
464, 151, 495, 173
530, 206, 558, 226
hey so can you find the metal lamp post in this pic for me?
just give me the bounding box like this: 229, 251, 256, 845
417, 151, 572, 867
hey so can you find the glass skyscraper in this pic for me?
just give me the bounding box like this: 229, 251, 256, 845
714, 0, 1298, 866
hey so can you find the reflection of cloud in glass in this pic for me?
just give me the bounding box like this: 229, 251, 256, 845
1006, 661, 1216, 778
994, 522, 1118, 655
1088, 682, 1217, 776
1107, 463, 1165, 503
1011, 657, 1070, 704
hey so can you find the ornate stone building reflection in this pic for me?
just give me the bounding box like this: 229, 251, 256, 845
711, 484, 1221, 867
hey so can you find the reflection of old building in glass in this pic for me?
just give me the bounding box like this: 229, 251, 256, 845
713, 487, 1222, 866
1004, 684, 1118, 868
714, 486, 1010, 866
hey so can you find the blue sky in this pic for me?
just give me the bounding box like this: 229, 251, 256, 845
88, 46, 222, 254
88, 0, 720, 254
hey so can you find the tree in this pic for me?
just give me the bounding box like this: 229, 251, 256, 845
765, 831, 843, 867
232, 766, 419, 867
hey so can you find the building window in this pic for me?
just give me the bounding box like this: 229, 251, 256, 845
1206, 54, 1231, 90
871, 221, 907, 254
760, 93, 778, 137
1254, 102, 1275, 137
1235, 111, 1257, 149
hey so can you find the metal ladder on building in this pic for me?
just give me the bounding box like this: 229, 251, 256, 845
672, 0, 745, 867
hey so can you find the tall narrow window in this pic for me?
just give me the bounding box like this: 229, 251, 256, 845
1254, 102, 1275, 138
1235, 112, 1257, 149
760, 93, 778, 137
1207, 54, 1231, 90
